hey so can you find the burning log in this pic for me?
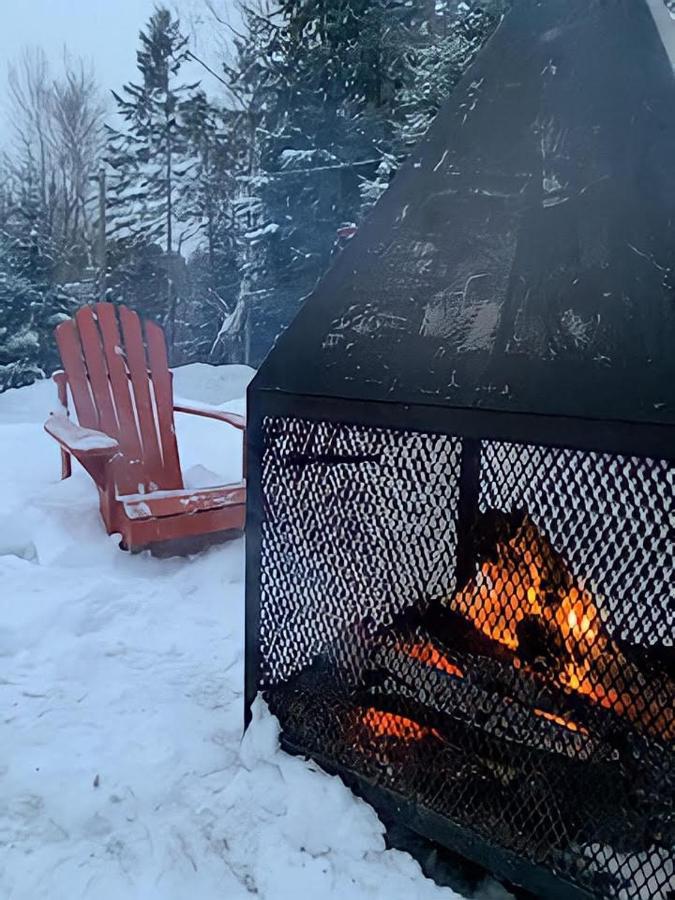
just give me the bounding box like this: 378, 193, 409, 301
396, 640, 464, 679
363, 620, 619, 739
362, 632, 601, 762
267, 646, 672, 863
446, 510, 675, 743
263, 504, 672, 886
533, 709, 587, 734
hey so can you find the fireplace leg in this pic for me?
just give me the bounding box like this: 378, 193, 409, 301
455, 437, 481, 587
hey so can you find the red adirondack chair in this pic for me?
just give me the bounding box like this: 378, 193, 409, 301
44, 302, 246, 552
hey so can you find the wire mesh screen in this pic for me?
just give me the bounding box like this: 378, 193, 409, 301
255, 417, 674, 899
480, 443, 673, 645
259, 416, 462, 684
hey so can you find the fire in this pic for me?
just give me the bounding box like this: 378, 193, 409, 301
451, 529, 602, 665
397, 641, 464, 679
534, 708, 588, 735
448, 516, 674, 741
361, 708, 441, 742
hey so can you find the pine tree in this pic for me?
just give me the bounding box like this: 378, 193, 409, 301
199, 0, 504, 365
357, 1, 504, 205
0, 126, 90, 390
221, 0, 436, 362
0, 220, 74, 390
395, 3, 503, 149
209, 3, 283, 365
172, 93, 244, 362
106, 7, 203, 345
0, 231, 43, 390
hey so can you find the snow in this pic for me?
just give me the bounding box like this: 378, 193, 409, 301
171, 362, 255, 406
0, 364, 483, 900
279, 148, 334, 168
45, 415, 120, 453
244, 223, 280, 241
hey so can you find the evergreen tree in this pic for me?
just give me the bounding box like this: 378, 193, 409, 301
0, 219, 75, 390
358, 1, 504, 204
105, 237, 169, 327
210, 3, 283, 364
223, 0, 503, 363
106, 7, 203, 345
0, 231, 43, 390
183, 97, 243, 285
222, 1, 409, 362
395, 3, 504, 149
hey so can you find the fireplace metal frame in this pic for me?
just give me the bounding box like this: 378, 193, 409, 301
244, 0, 675, 890
245, 388, 674, 900
280, 737, 595, 900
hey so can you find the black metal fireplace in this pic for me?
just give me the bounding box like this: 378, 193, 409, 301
245, 1, 675, 897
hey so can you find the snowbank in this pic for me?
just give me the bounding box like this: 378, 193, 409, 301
0, 364, 489, 900
172, 362, 255, 406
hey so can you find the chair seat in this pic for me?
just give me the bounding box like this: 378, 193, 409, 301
120, 482, 246, 520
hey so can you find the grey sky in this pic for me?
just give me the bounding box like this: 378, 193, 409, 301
0, 0, 241, 131
1, 0, 157, 98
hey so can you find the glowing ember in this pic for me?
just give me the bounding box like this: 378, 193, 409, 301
534, 709, 588, 735
361, 708, 441, 742
397, 641, 464, 679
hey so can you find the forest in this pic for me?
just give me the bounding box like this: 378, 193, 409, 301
0, 0, 505, 391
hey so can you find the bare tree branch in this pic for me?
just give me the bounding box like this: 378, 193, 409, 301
5, 46, 105, 276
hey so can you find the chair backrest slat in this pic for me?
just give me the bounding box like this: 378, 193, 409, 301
55, 303, 183, 495
55, 319, 99, 428
94, 302, 143, 464
118, 305, 171, 490
75, 307, 119, 437
145, 320, 182, 488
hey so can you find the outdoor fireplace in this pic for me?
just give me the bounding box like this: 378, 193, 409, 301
245, 1, 675, 898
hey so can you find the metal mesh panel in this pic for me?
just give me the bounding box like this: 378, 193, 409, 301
260, 417, 462, 684
480, 442, 673, 645
255, 418, 674, 899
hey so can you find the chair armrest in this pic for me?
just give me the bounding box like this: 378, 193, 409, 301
173, 402, 246, 431
44, 414, 119, 456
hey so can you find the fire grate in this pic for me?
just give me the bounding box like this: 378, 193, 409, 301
250, 415, 674, 900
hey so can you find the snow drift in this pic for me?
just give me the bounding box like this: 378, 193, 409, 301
0, 365, 501, 900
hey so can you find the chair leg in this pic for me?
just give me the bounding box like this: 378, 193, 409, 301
54, 372, 72, 479
61, 449, 72, 480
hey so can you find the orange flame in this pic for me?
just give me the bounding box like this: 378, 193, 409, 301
450, 525, 674, 741
361, 708, 441, 742
397, 641, 464, 679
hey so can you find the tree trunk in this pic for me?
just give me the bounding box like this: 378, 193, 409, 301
424, 0, 438, 35
165, 110, 176, 352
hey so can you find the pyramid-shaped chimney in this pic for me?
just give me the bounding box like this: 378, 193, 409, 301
246, 3, 675, 898
252, 0, 675, 457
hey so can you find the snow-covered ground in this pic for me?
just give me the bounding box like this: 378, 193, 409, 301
0, 365, 504, 900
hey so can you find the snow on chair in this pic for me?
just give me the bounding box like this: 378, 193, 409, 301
44, 302, 246, 552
